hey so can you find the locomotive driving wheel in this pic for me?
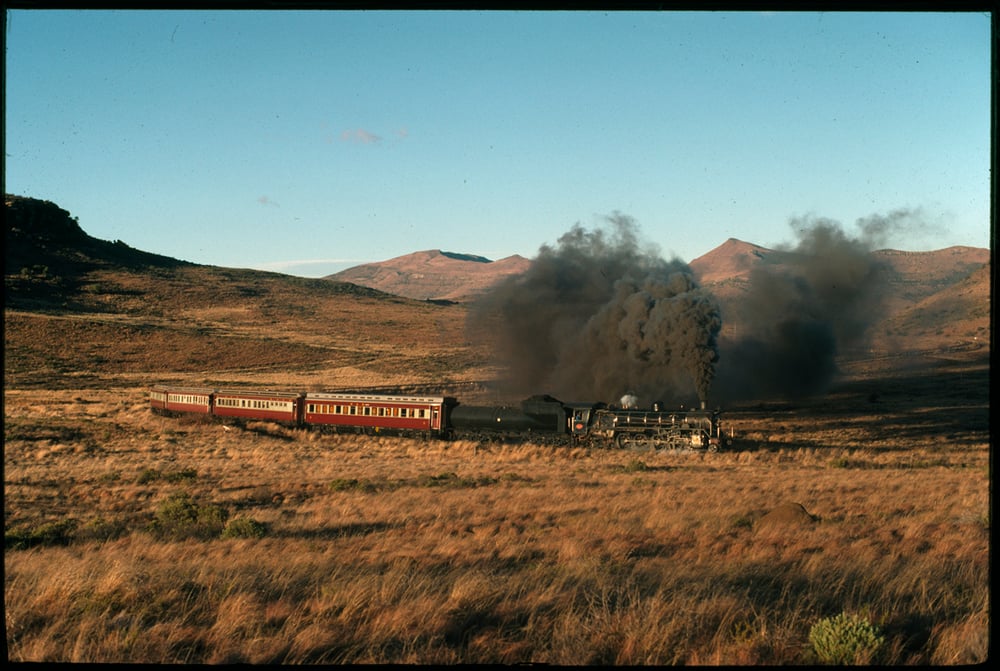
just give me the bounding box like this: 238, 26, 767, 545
616, 433, 654, 451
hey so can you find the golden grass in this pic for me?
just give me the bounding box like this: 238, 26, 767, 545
5, 228, 990, 663
4, 382, 989, 665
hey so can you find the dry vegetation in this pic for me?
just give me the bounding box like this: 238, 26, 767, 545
4, 255, 991, 665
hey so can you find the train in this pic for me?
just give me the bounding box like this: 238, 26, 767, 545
149, 385, 732, 451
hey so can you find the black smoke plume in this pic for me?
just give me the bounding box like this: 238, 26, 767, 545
467, 214, 721, 405
713, 211, 907, 401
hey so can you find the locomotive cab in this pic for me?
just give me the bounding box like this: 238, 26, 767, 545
564, 402, 607, 440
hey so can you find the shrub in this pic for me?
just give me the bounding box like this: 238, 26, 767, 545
147, 492, 229, 540
164, 467, 198, 483
623, 459, 650, 472
222, 517, 267, 539
79, 516, 129, 543
5, 518, 78, 549
137, 468, 161, 484
330, 478, 363, 491
809, 611, 885, 665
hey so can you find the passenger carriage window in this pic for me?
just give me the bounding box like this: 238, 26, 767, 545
400, 408, 408, 418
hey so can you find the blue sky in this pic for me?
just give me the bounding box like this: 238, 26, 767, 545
5, 10, 991, 277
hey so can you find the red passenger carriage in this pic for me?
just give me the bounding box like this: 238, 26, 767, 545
304, 392, 454, 437
149, 386, 169, 412
161, 387, 214, 415
212, 389, 305, 424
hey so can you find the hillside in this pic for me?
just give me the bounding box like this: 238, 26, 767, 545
4, 195, 990, 395
689, 237, 991, 354
327, 250, 532, 302
3, 195, 488, 392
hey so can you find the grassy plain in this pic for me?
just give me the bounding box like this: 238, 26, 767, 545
3, 263, 991, 665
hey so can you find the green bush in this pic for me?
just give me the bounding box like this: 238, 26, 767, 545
147, 492, 229, 540
137, 468, 162, 484
222, 517, 267, 539
5, 518, 78, 549
809, 611, 885, 665
330, 478, 363, 491
164, 467, 198, 483
79, 516, 129, 542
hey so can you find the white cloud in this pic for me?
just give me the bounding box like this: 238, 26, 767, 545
340, 128, 382, 144
248, 258, 369, 277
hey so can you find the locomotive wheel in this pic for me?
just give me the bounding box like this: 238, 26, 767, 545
616, 433, 653, 451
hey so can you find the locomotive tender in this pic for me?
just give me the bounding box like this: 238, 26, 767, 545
149, 385, 729, 451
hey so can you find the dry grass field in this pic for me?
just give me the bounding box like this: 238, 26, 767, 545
3, 256, 992, 664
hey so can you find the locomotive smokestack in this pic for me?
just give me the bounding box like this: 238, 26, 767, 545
701, 400, 706, 410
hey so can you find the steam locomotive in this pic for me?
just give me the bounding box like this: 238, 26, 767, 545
149, 386, 731, 451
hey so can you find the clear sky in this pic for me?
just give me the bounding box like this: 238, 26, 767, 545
4, 10, 992, 277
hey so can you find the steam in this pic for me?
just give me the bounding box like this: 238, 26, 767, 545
467, 214, 721, 405
713, 212, 897, 401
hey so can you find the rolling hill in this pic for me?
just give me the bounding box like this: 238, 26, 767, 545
327, 250, 532, 302
688, 237, 991, 353
4, 194, 991, 393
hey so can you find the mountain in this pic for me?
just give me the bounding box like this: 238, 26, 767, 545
5, 194, 990, 371
689, 237, 991, 353
690, 238, 990, 298
327, 250, 532, 302
688, 238, 773, 284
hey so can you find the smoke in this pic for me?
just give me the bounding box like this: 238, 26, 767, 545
467, 214, 721, 405
713, 213, 895, 401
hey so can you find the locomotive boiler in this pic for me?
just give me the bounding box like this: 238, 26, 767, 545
589, 402, 726, 451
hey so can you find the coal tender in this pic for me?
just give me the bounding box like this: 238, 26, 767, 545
448, 395, 568, 438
